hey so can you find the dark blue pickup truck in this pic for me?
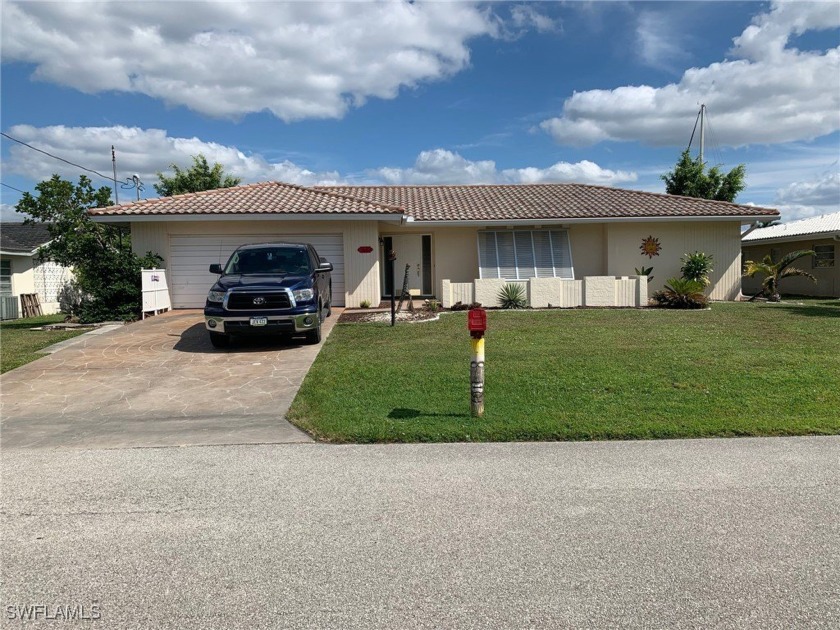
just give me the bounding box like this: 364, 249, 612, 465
203, 242, 333, 348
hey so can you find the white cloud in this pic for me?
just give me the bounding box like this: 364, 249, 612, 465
776, 170, 840, 207
0, 203, 27, 222
1, 1, 500, 121
541, 1, 840, 147
635, 11, 689, 72
2, 127, 637, 195
3, 125, 344, 192
370, 149, 637, 186
509, 5, 561, 35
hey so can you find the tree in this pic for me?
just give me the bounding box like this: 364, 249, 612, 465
743, 250, 817, 302
661, 150, 746, 202
16, 175, 162, 322
154, 154, 240, 197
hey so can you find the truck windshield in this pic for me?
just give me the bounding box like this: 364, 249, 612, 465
224, 247, 310, 275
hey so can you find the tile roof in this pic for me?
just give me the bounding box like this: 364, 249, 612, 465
88, 181, 404, 217
317, 183, 778, 222
0, 222, 52, 253
742, 211, 840, 242
88, 180, 780, 222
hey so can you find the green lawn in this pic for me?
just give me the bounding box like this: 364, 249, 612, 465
288, 300, 840, 442
0, 315, 88, 374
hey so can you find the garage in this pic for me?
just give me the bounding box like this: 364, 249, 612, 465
169, 234, 345, 308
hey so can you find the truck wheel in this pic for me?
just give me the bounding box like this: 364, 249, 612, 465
209, 331, 231, 348
305, 305, 323, 344
305, 323, 322, 344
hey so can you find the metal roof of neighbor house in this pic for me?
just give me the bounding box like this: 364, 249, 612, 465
742, 211, 840, 243
87, 181, 404, 217
0, 222, 52, 254
317, 184, 779, 222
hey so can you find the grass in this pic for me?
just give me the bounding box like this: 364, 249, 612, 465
0, 315, 88, 374
288, 300, 840, 442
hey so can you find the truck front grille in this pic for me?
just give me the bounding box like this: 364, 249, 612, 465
227, 291, 292, 310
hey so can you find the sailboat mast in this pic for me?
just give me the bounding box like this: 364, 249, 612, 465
699, 104, 705, 163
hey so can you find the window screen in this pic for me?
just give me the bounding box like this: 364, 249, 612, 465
813, 244, 835, 268
0, 260, 11, 296
478, 230, 573, 279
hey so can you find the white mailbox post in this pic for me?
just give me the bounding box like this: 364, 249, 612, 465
141, 268, 172, 319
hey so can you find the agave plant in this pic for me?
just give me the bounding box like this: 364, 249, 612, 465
651, 277, 708, 309
743, 250, 816, 302
497, 283, 527, 309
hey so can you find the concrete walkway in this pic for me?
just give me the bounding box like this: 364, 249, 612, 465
0, 309, 342, 449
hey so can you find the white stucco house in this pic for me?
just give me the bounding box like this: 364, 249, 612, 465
88, 181, 780, 309
0, 222, 73, 318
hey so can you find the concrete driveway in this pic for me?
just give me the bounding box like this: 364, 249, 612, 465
0, 309, 341, 449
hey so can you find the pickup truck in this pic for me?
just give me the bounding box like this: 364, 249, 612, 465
203, 242, 333, 348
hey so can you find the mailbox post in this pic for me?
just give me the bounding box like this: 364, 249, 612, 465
387, 249, 397, 326
468, 308, 486, 418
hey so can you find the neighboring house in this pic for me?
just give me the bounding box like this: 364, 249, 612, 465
88, 182, 779, 309
742, 212, 840, 298
0, 222, 73, 318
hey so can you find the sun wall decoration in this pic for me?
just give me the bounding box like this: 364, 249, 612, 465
640, 235, 662, 258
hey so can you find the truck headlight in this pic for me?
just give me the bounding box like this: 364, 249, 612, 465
207, 290, 226, 303
293, 289, 314, 303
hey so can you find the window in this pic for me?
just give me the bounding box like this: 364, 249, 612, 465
478, 230, 573, 280
0, 260, 11, 296
813, 244, 835, 268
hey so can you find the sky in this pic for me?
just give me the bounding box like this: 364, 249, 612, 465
1, 0, 838, 223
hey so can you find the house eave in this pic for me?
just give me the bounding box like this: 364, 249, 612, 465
90, 212, 407, 224
405, 214, 779, 228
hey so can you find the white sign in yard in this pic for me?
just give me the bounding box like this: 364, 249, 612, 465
141, 268, 172, 319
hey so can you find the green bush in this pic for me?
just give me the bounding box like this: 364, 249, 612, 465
497, 283, 527, 309
651, 278, 709, 309
680, 251, 714, 286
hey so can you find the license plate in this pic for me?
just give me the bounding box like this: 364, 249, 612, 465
250, 317, 268, 326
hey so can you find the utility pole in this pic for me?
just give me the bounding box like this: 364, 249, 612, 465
699, 103, 705, 163
111, 145, 119, 205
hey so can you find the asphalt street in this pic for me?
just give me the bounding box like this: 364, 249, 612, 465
2, 437, 838, 629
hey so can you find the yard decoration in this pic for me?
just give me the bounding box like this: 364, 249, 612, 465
468, 308, 487, 418
640, 235, 662, 258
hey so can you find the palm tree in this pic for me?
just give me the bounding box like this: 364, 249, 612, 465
743, 249, 817, 302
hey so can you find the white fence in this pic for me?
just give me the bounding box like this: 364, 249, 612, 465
441, 276, 648, 308
141, 268, 172, 318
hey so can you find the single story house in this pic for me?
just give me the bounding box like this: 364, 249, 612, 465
88, 182, 779, 309
742, 211, 840, 298
0, 222, 73, 318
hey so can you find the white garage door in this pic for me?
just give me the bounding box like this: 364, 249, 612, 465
169, 234, 345, 308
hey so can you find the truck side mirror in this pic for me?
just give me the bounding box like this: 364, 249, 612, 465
318, 261, 333, 272
209, 264, 223, 274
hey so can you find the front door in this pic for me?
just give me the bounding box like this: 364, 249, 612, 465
381, 234, 432, 297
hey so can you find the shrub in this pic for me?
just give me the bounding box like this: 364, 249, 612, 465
634, 266, 654, 283
359, 300, 371, 309
680, 251, 714, 286
651, 278, 709, 309
423, 298, 441, 313
497, 283, 527, 309
58, 281, 83, 316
